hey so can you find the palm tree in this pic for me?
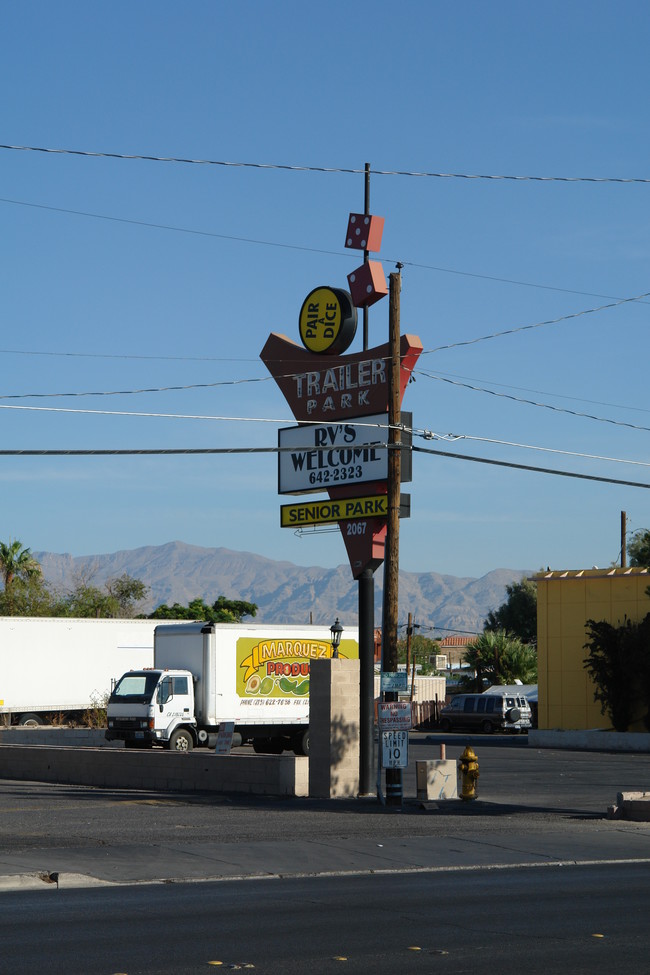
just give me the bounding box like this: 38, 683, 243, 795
464, 630, 537, 689
0, 539, 42, 591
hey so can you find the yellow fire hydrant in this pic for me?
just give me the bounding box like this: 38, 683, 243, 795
458, 745, 479, 801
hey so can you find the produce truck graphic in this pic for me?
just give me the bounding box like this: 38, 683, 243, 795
238, 636, 359, 699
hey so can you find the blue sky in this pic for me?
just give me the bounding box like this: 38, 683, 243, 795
2, 1, 650, 579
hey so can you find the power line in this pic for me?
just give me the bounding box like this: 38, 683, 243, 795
0, 343, 261, 364
422, 290, 650, 355
0, 437, 649, 490
398, 258, 650, 304
0, 403, 403, 433
412, 445, 650, 490
0, 196, 343, 260
0, 375, 275, 401
3, 195, 638, 306
0, 348, 646, 424
1, 355, 646, 439
3, 401, 649, 473
418, 430, 650, 469
1, 282, 644, 403
3, 144, 650, 183
432, 370, 650, 417
417, 369, 650, 434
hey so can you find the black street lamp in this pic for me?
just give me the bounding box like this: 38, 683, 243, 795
330, 618, 343, 658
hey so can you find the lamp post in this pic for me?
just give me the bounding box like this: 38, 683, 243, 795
330, 618, 343, 658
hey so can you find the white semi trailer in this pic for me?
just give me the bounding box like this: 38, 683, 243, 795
0, 616, 157, 726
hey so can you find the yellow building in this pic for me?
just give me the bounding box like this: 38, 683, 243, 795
536, 567, 650, 731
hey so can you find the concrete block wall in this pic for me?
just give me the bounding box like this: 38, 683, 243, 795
0, 728, 118, 747
309, 658, 360, 799
0, 745, 309, 797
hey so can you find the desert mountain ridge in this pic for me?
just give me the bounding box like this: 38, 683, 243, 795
32, 540, 533, 636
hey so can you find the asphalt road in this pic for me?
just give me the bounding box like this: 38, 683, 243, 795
4, 864, 650, 975
3, 735, 650, 973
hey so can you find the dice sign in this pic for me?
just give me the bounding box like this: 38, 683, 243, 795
345, 213, 385, 253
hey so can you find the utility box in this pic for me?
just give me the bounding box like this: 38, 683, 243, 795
416, 759, 458, 800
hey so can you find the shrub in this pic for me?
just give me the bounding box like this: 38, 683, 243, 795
584, 614, 650, 731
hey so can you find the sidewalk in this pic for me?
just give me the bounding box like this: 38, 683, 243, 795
3, 794, 650, 891
3, 736, 650, 891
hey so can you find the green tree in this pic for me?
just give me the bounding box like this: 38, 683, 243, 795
0, 539, 41, 589
484, 578, 537, 645
395, 633, 441, 675
0, 573, 58, 617
105, 574, 149, 618
148, 595, 257, 622
628, 529, 650, 567
464, 630, 538, 690
0, 540, 43, 614
62, 583, 114, 618
60, 571, 149, 618
0, 541, 149, 619
584, 614, 650, 732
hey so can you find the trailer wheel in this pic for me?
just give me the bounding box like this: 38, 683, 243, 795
168, 728, 194, 752
18, 713, 45, 727
292, 729, 310, 756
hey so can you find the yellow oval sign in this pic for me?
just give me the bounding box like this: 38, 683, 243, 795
299, 287, 357, 355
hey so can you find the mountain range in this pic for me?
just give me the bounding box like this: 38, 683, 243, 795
33, 540, 531, 635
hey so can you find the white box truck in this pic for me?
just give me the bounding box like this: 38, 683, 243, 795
0, 616, 157, 726
106, 621, 359, 755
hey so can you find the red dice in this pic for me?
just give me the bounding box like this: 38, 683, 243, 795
345, 213, 385, 252
347, 260, 388, 308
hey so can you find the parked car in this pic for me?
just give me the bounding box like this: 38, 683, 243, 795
439, 692, 532, 733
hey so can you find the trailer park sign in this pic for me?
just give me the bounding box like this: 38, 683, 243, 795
260, 323, 422, 578
260, 212, 421, 578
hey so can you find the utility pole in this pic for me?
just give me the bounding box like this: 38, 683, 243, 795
382, 268, 402, 806
358, 161, 374, 796
621, 510, 627, 568
363, 162, 370, 353
405, 612, 413, 679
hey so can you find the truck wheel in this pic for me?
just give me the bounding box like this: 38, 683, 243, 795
292, 729, 310, 756
19, 713, 45, 727
481, 720, 494, 734
506, 707, 521, 723
168, 729, 194, 752
439, 717, 452, 732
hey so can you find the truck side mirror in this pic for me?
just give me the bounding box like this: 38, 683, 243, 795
157, 677, 173, 708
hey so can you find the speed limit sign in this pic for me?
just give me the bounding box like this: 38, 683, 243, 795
381, 730, 409, 769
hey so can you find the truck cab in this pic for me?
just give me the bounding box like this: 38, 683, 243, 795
106, 669, 197, 751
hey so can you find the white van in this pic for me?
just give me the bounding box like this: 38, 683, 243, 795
439, 692, 532, 734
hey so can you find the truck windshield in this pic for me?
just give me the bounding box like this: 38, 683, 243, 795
110, 672, 161, 703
